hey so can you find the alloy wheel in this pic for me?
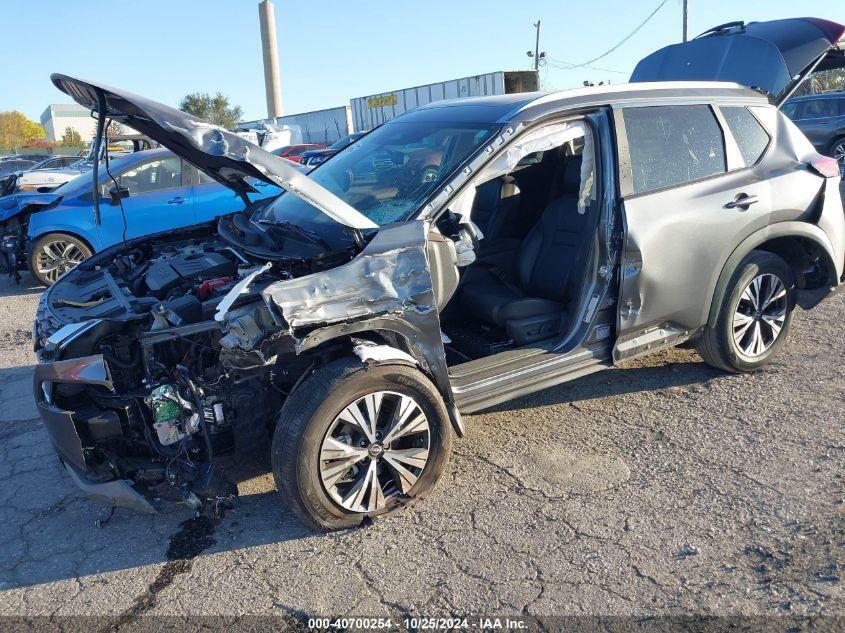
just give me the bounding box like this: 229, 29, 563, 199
832, 141, 845, 176
732, 273, 787, 358
319, 391, 430, 513
35, 239, 87, 284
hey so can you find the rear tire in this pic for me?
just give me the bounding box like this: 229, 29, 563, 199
29, 233, 92, 286
696, 251, 795, 372
272, 358, 452, 532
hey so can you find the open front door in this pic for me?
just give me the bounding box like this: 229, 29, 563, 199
631, 18, 845, 107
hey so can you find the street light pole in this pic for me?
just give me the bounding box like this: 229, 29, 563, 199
682, 0, 689, 42
533, 20, 541, 70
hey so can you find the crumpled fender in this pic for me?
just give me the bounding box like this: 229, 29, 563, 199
260, 220, 459, 432
0, 192, 61, 223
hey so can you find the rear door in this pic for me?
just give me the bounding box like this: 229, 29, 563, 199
613, 103, 774, 361
97, 155, 195, 246
632, 18, 845, 106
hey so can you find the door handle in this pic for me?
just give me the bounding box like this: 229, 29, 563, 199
167, 197, 186, 204
724, 193, 759, 209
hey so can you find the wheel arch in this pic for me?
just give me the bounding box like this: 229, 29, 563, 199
292, 319, 464, 437
28, 228, 97, 256
26, 230, 97, 280
706, 221, 838, 327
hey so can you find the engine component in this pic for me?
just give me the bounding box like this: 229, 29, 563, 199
219, 303, 276, 352
146, 384, 197, 446
146, 251, 237, 297
151, 295, 203, 329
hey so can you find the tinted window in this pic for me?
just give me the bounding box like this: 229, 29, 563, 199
118, 156, 182, 194
799, 99, 839, 119
720, 107, 770, 167
781, 102, 798, 120
623, 105, 726, 194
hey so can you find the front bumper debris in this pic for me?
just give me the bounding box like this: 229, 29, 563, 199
33, 351, 156, 512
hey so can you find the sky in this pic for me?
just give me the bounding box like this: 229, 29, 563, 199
0, 0, 840, 124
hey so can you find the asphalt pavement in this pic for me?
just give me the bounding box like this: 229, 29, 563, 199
0, 261, 842, 629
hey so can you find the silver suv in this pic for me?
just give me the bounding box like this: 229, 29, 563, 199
33, 17, 845, 531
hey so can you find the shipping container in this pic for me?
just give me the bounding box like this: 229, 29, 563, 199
236, 106, 353, 146
350, 70, 538, 132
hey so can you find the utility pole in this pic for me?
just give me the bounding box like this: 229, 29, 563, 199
258, 0, 283, 119
526, 20, 546, 70
682, 0, 689, 42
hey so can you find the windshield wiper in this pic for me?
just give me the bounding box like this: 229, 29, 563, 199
261, 219, 333, 251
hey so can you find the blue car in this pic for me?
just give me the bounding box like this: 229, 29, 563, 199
0, 148, 281, 285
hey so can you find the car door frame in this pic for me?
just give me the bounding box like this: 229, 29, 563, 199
410, 109, 622, 413
611, 99, 776, 362
96, 155, 194, 246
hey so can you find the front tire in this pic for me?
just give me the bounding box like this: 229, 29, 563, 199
696, 251, 795, 372
29, 233, 92, 286
272, 358, 452, 532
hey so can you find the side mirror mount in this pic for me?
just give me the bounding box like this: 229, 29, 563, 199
109, 185, 130, 205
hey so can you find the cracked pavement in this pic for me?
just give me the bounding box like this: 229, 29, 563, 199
0, 268, 842, 627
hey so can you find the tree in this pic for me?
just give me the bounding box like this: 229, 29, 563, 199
0, 111, 46, 149
178, 92, 243, 129
106, 120, 124, 139
61, 127, 83, 147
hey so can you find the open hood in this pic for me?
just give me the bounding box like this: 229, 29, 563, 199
631, 17, 845, 106
50, 74, 377, 230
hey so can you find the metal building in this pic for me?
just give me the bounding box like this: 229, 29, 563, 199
350, 70, 538, 131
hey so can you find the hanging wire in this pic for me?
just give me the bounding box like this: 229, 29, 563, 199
547, 0, 670, 70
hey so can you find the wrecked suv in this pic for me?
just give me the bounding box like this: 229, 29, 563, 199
34, 18, 845, 531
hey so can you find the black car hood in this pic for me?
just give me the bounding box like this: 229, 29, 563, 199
50, 74, 377, 230
631, 17, 845, 106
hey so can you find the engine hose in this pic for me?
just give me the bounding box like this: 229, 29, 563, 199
175, 365, 215, 469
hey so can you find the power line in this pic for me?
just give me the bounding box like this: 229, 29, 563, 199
546, 59, 629, 75
551, 0, 670, 70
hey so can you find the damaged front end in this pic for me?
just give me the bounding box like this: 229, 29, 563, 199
32, 214, 451, 512
32, 73, 462, 514
0, 192, 61, 281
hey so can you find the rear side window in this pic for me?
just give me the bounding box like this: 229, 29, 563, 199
799, 99, 839, 119
622, 105, 726, 194
720, 106, 770, 167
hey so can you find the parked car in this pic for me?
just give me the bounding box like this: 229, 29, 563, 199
0, 148, 281, 285
32, 17, 845, 532
782, 92, 845, 173
272, 144, 326, 163
0, 155, 83, 194
5, 134, 158, 196
299, 132, 365, 167
0, 153, 52, 177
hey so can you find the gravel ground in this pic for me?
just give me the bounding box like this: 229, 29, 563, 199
0, 264, 842, 629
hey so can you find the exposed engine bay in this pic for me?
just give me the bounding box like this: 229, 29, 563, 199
34, 218, 371, 511
33, 213, 453, 514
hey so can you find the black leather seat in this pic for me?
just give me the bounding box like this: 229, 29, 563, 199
461, 156, 589, 344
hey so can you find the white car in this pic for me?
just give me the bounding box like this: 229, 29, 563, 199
15, 156, 87, 191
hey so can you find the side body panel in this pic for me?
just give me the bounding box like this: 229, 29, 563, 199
261, 221, 454, 405
613, 105, 774, 360
27, 198, 105, 251
614, 103, 841, 362
97, 185, 196, 246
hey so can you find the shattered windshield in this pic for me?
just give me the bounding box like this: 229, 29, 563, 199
259, 120, 498, 226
